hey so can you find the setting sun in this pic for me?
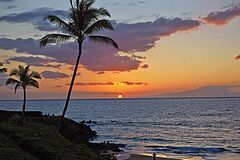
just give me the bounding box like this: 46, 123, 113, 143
118, 95, 123, 99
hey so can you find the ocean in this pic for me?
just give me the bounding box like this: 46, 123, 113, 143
0, 98, 239, 160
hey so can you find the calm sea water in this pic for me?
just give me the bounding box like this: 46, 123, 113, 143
0, 98, 240, 160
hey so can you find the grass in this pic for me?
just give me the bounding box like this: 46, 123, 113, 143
0, 119, 111, 160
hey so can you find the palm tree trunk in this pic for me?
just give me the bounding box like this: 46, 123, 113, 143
21, 87, 26, 126
53, 43, 82, 138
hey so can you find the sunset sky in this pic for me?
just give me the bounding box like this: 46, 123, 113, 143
0, 0, 240, 100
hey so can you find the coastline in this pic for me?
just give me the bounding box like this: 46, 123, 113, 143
124, 154, 179, 160
0, 110, 122, 160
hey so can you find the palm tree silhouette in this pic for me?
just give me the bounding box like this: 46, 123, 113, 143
40, 0, 119, 136
6, 65, 41, 126
0, 62, 7, 73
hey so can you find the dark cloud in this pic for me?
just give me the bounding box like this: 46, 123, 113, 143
113, 1, 146, 6
138, 1, 146, 4
235, 55, 240, 60
8, 56, 62, 68
97, 71, 105, 75
52, 85, 63, 88
41, 71, 69, 79
141, 64, 149, 69
0, 7, 67, 31
109, 17, 201, 53
0, 0, 15, 2
76, 72, 81, 76
67, 81, 147, 86
128, 1, 146, 6
6, 5, 18, 9
81, 45, 143, 72
0, 38, 142, 72
121, 81, 147, 86
202, 5, 240, 25
72, 82, 115, 86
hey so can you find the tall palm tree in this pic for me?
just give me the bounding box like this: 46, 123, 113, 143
0, 62, 7, 73
40, 0, 119, 135
6, 65, 41, 126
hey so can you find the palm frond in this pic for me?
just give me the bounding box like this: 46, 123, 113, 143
30, 71, 41, 79
6, 78, 20, 86
70, 0, 74, 9
40, 34, 73, 47
83, 7, 110, 19
23, 65, 30, 75
27, 79, 39, 88
0, 68, 7, 73
18, 65, 25, 76
96, 7, 110, 18
84, 19, 114, 35
81, 7, 110, 30
10, 68, 19, 76
15, 83, 21, 93
7, 65, 41, 94
19, 65, 30, 82
44, 15, 73, 34
88, 35, 119, 49
0, 62, 7, 73
84, 0, 95, 10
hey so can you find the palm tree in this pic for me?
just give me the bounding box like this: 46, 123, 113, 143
40, 0, 119, 136
6, 65, 41, 126
0, 62, 7, 73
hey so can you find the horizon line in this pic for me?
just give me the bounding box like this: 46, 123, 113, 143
0, 96, 240, 101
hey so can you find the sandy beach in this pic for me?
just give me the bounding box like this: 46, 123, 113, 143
126, 154, 179, 160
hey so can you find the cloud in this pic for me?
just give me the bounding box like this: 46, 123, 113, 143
160, 85, 240, 98
202, 5, 240, 25
131, 54, 146, 59
0, 9, 201, 72
76, 72, 81, 76
8, 56, 62, 68
67, 81, 147, 86
112, 1, 146, 6
6, 5, 18, 9
0, 38, 142, 72
235, 55, 240, 60
52, 85, 63, 88
72, 82, 115, 86
109, 17, 201, 53
127, 1, 146, 6
97, 71, 105, 75
41, 71, 69, 79
0, 7, 67, 31
121, 81, 147, 86
0, 0, 15, 2
141, 64, 149, 69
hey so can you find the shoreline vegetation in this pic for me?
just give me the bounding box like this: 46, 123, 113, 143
0, 110, 122, 160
